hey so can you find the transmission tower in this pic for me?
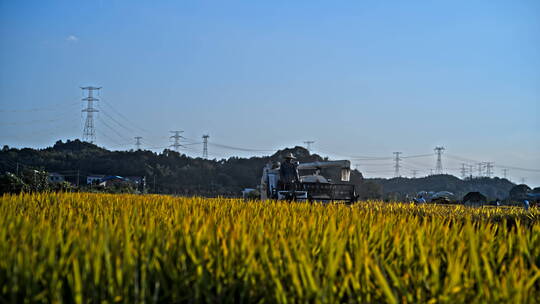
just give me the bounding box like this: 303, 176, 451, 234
468, 164, 474, 179
169, 131, 185, 151
303, 141, 315, 151
477, 162, 484, 177
393, 152, 402, 177
502, 168, 509, 179
411, 169, 418, 178
134, 136, 142, 150
485, 162, 494, 177
434, 146, 445, 175
520, 177, 526, 185
460, 163, 467, 179
202, 134, 209, 159
81, 86, 101, 143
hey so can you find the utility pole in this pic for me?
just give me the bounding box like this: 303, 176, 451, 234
434, 146, 445, 175
502, 168, 509, 179
460, 163, 467, 179
169, 131, 184, 151
202, 134, 209, 159
393, 152, 402, 177
485, 162, 494, 178
303, 141, 315, 151
134, 136, 142, 150
411, 169, 418, 178
81, 86, 101, 143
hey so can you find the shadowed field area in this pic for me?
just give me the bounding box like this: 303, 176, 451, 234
1, 193, 539, 303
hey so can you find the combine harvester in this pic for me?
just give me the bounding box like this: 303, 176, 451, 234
261, 160, 358, 204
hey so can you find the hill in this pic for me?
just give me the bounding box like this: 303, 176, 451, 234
0, 140, 364, 196
370, 175, 515, 201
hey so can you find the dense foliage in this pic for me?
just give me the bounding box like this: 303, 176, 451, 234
1, 193, 538, 303
0, 140, 367, 197
0, 169, 74, 194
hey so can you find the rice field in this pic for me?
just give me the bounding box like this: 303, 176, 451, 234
0, 193, 539, 303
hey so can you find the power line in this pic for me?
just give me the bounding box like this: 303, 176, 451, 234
362, 170, 396, 174
354, 163, 394, 167
98, 106, 136, 134
494, 164, 540, 173
400, 158, 432, 168
351, 156, 394, 161
353, 153, 432, 161
96, 130, 131, 148
0, 101, 80, 113
401, 153, 434, 159
97, 116, 132, 142
100, 98, 149, 133
314, 147, 431, 161
447, 153, 540, 173
445, 154, 477, 163
0, 116, 73, 126
209, 142, 273, 153
0, 104, 79, 127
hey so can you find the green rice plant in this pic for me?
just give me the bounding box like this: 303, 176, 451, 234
0, 193, 538, 303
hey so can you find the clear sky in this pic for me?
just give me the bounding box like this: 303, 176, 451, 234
1, 0, 539, 186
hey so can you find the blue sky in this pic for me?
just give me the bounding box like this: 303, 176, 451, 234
1, 0, 539, 185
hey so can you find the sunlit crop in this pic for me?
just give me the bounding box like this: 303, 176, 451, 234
0, 193, 538, 303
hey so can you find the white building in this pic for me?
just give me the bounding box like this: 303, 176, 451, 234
48, 172, 65, 183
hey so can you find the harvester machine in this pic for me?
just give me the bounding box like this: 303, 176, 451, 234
261, 160, 358, 204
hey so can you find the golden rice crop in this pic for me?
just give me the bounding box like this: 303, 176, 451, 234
0, 193, 539, 303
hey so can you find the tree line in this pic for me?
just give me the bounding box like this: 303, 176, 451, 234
1, 139, 526, 200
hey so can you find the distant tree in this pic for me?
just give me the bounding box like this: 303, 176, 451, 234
509, 184, 531, 200
21, 169, 50, 192
53, 181, 75, 192
0, 173, 27, 194
357, 181, 383, 200
0, 140, 517, 200
0, 169, 53, 194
